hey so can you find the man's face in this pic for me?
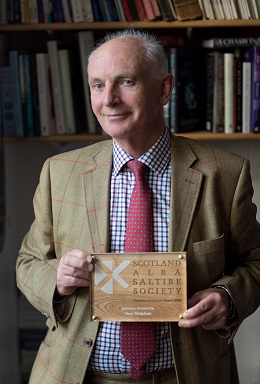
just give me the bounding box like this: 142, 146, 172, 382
88, 38, 166, 150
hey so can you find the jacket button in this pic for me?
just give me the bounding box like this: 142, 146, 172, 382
83, 338, 93, 347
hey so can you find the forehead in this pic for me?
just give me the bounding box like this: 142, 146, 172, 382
88, 38, 147, 76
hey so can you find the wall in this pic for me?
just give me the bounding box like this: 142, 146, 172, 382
0, 139, 259, 383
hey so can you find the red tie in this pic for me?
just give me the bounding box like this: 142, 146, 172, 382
121, 160, 156, 381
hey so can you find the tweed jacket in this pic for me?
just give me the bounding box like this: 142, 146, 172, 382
16, 133, 260, 384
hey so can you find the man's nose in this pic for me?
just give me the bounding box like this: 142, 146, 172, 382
103, 85, 120, 106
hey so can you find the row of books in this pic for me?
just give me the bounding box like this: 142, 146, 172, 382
1, 32, 260, 138
0, 31, 98, 137
0, 0, 202, 24
1, 0, 260, 24
200, 0, 260, 20
203, 38, 260, 134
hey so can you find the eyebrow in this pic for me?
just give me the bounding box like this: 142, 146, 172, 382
89, 73, 137, 83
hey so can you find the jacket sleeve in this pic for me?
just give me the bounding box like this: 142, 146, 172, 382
16, 158, 76, 327
213, 158, 260, 331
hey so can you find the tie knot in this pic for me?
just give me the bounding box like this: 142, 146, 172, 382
127, 160, 147, 180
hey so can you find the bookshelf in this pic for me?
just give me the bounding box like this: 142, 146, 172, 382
1, 19, 260, 141
1, 14, 260, 384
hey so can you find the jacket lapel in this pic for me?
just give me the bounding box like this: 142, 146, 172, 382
169, 135, 203, 252
82, 141, 113, 253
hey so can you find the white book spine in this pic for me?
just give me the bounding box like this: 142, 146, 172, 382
71, 0, 84, 22
242, 62, 252, 133
36, 53, 56, 136
47, 40, 66, 134
81, 0, 94, 22
61, 0, 72, 22
58, 50, 76, 134
224, 53, 234, 133
78, 31, 96, 133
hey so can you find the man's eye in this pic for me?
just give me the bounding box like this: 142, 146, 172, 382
93, 83, 103, 90
123, 79, 133, 85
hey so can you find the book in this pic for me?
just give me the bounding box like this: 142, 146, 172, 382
205, 50, 214, 131
29, 0, 38, 23
142, 0, 156, 20
61, 0, 72, 21
234, 48, 242, 132
113, 0, 126, 20
58, 49, 76, 134
20, 53, 34, 137
201, 0, 215, 19
37, 0, 45, 22
20, 0, 30, 23
169, 48, 204, 133
121, 0, 133, 21
78, 31, 97, 133
150, 0, 161, 18
171, 0, 203, 20
242, 60, 251, 133
90, 0, 104, 20
157, 0, 174, 21
246, 47, 260, 133
213, 51, 224, 133
29, 53, 41, 136
36, 53, 56, 136
70, 0, 84, 21
224, 52, 234, 133
81, 0, 94, 21
67, 47, 88, 134
0, 66, 16, 137
9, 50, 24, 137
47, 40, 66, 134
202, 37, 260, 49
134, 0, 146, 20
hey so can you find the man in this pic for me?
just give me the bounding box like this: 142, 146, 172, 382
16, 30, 260, 384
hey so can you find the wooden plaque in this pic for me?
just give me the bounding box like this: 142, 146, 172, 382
90, 252, 187, 322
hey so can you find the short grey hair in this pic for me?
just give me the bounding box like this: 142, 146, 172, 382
88, 29, 168, 80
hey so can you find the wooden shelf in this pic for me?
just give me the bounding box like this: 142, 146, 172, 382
1, 19, 260, 32
3, 132, 260, 143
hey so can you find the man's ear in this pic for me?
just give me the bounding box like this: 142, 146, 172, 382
159, 73, 174, 106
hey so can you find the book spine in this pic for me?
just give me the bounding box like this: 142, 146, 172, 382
29, 0, 38, 22
9, 50, 24, 137
121, 0, 132, 21
71, 0, 84, 21
205, 51, 214, 132
150, 0, 161, 17
21, 53, 34, 137
47, 40, 66, 134
36, 53, 56, 136
113, 0, 126, 20
157, 0, 174, 21
36, 0, 45, 22
213, 51, 224, 133
90, 0, 103, 21
234, 49, 242, 132
61, 0, 72, 21
78, 31, 97, 133
171, 0, 203, 21
58, 49, 76, 134
29, 53, 41, 136
250, 47, 260, 133
81, 0, 94, 22
141, 0, 155, 20
0, 67, 16, 137
134, 0, 145, 20
224, 52, 234, 133
242, 61, 251, 133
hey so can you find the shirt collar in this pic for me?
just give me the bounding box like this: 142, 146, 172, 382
112, 128, 171, 176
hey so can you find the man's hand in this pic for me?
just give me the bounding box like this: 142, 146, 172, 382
178, 288, 230, 330
56, 249, 93, 297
